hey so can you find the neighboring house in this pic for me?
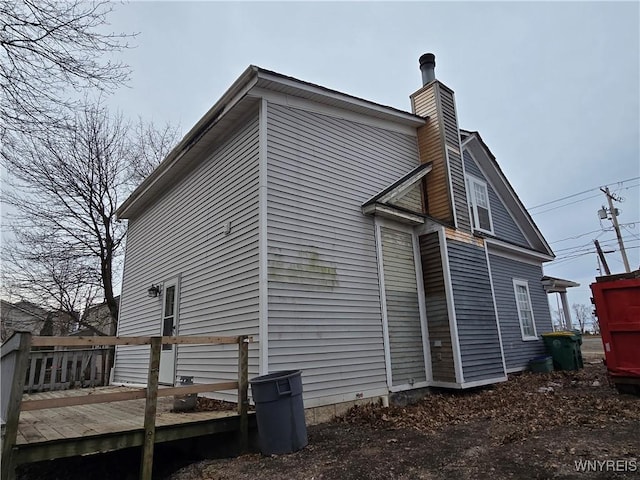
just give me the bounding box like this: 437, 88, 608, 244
1, 300, 75, 340
74, 296, 120, 336
113, 54, 559, 412
1, 300, 49, 340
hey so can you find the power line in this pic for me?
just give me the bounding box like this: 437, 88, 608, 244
531, 183, 639, 216
529, 176, 640, 210
548, 243, 640, 266
531, 193, 602, 216
549, 227, 611, 245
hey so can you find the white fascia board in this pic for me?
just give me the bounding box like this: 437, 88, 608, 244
362, 204, 424, 225
255, 70, 425, 128
378, 165, 432, 204
485, 238, 555, 263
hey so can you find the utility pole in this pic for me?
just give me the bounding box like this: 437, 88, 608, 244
594, 239, 611, 275
600, 187, 631, 273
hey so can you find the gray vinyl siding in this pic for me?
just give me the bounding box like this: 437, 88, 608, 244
440, 87, 471, 233
446, 240, 504, 382
463, 150, 529, 247
381, 227, 426, 386
266, 102, 420, 401
393, 183, 423, 213
487, 253, 553, 370
419, 232, 456, 383
114, 111, 261, 390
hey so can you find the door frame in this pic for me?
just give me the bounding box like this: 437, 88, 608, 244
374, 217, 431, 392
159, 276, 180, 385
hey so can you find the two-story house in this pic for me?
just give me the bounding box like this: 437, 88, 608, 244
112, 54, 556, 417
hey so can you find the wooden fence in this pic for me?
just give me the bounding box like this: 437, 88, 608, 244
1, 332, 250, 480
24, 347, 111, 392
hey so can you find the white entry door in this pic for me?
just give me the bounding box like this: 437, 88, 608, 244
159, 278, 179, 385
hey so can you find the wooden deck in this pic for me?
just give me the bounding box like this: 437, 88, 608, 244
2, 333, 252, 479
14, 386, 254, 465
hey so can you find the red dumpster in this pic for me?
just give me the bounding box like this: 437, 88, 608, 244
590, 271, 640, 394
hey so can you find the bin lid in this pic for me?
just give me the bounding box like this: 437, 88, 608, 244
541, 331, 578, 337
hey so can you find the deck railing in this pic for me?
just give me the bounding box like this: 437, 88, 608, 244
24, 347, 111, 392
1, 332, 251, 480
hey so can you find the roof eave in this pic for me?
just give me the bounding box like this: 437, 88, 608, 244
116, 65, 260, 219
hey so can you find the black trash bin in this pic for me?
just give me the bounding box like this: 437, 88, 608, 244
249, 370, 307, 455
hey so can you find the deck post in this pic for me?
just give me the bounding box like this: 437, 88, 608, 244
1, 332, 32, 480
237, 335, 249, 453
140, 336, 161, 480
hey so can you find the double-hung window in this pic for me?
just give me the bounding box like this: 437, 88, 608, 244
465, 174, 493, 234
513, 279, 537, 340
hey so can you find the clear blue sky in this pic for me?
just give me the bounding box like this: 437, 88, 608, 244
105, 1, 639, 319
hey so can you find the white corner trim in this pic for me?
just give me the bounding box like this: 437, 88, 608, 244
374, 219, 393, 390
484, 248, 508, 376
439, 227, 464, 384
258, 98, 269, 375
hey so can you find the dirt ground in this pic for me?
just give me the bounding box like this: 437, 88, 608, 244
17, 360, 640, 480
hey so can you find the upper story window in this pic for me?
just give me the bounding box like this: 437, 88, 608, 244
465, 174, 493, 234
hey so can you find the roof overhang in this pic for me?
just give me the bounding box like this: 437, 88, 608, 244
117, 66, 425, 219
541, 276, 580, 293
362, 203, 425, 225
362, 162, 431, 225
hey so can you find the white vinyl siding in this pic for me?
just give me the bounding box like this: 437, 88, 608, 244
466, 174, 493, 234
266, 101, 420, 403
513, 280, 537, 340
114, 111, 261, 392
381, 226, 425, 387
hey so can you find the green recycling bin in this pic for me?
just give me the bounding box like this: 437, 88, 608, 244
541, 331, 584, 371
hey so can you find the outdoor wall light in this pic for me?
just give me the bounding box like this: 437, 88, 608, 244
147, 284, 161, 298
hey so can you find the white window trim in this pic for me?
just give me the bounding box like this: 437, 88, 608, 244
512, 279, 538, 341
465, 174, 494, 235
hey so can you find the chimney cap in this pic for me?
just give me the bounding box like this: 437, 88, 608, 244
419, 53, 436, 68
419, 53, 436, 86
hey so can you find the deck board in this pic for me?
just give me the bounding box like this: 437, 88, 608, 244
13, 386, 252, 466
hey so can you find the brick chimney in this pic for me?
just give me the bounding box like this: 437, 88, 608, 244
411, 54, 470, 231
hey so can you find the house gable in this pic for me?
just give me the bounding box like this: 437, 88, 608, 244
461, 131, 554, 258
462, 149, 530, 248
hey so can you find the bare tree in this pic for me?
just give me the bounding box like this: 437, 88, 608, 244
572, 303, 592, 334
0, 0, 133, 139
2, 101, 178, 335
2, 235, 104, 335
551, 307, 565, 331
